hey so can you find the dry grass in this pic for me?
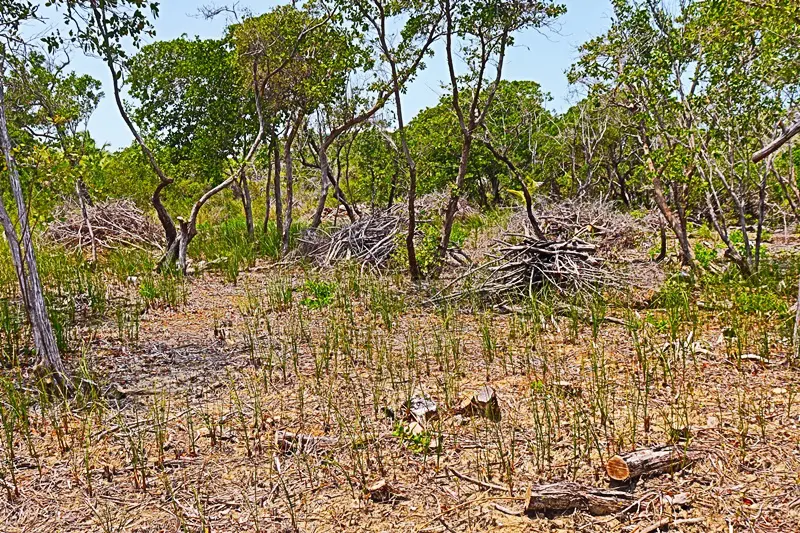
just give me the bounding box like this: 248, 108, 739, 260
1, 253, 799, 532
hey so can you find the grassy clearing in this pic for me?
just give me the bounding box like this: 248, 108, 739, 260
1, 220, 800, 532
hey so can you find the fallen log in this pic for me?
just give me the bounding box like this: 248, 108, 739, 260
274, 431, 338, 454
524, 481, 634, 516
606, 446, 701, 482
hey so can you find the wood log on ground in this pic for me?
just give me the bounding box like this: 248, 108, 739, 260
274, 431, 337, 454
606, 446, 701, 482
523, 481, 634, 515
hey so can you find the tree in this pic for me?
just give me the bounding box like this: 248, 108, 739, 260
338, 0, 443, 280
0, 2, 71, 388
436, 0, 565, 266
60, 1, 319, 269
233, 5, 353, 254
571, 0, 699, 267
7, 51, 103, 259
127, 36, 257, 236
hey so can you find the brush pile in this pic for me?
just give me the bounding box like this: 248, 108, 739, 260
440, 236, 618, 302
539, 199, 659, 250
46, 199, 162, 251
302, 206, 404, 267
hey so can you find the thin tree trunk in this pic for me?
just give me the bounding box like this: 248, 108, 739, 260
440, 136, 472, 262
263, 159, 272, 234
654, 218, 667, 263
75, 179, 97, 263
794, 273, 800, 359
482, 138, 546, 239
0, 61, 71, 389
755, 163, 768, 272
240, 171, 254, 240
273, 140, 284, 246
90, 5, 177, 254
640, 137, 694, 266
282, 114, 303, 256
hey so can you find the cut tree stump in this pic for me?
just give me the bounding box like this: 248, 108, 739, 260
606, 446, 701, 482
274, 431, 337, 454
457, 385, 501, 421
524, 482, 634, 515
405, 394, 438, 424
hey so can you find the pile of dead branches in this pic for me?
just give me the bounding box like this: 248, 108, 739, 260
439, 236, 618, 302
46, 199, 162, 252
301, 206, 404, 267
537, 198, 659, 250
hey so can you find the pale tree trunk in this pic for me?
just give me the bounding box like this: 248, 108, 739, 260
273, 140, 284, 245
263, 159, 272, 233
240, 171, 254, 240
0, 60, 71, 389
282, 114, 303, 256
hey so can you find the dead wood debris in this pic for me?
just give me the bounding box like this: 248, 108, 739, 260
535, 198, 659, 251
301, 204, 470, 269
301, 206, 404, 267
274, 431, 338, 455
438, 237, 620, 302
455, 385, 501, 422
523, 481, 635, 516
46, 199, 162, 251
606, 446, 702, 483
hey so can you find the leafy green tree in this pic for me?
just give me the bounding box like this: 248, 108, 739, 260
234, 5, 359, 253
128, 36, 255, 188
571, 0, 700, 266
436, 0, 565, 266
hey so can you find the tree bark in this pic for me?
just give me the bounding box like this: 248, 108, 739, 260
240, 170, 254, 240
606, 446, 701, 482
89, 4, 177, 254
0, 59, 71, 389
753, 118, 800, 163
282, 114, 303, 256
75, 179, 97, 263
437, 3, 509, 266
263, 159, 272, 234
522, 482, 634, 516
640, 137, 694, 266
482, 137, 546, 239
273, 139, 284, 247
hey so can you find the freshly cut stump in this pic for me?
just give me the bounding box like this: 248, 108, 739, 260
606, 446, 701, 482
524, 482, 634, 515
457, 385, 501, 421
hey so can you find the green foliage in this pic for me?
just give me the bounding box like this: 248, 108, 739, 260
393, 220, 441, 276
232, 5, 366, 120
128, 36, 254, 188
301, 279, 337, 310
392, 421, 432, 453
138, 269, 187, 310
693, 241, 718, 269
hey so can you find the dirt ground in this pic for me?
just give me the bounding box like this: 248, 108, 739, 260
1, 255, 800, 533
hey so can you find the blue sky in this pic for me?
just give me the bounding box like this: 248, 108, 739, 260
36, 0, 613, 150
